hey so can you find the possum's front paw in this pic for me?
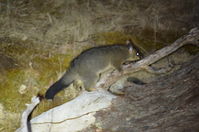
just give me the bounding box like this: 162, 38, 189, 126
108, 85, 125, 95
86, 87, 97, 92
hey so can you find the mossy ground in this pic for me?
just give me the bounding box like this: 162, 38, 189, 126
0, 38, 74, 131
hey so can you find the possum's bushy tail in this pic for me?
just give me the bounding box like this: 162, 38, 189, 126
45, 80, 65, 99
45, 71, 75, 99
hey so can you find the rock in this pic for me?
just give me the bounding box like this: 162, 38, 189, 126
18, 84, 27, 94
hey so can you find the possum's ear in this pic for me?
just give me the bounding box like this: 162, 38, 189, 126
126, 39, 133, 54
126, 39, 131, 45
129, 45, 133, 54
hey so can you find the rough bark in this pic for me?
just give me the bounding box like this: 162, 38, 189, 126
85, 54, 199, 132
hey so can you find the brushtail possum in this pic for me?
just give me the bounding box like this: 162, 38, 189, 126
45, 40, 141, 99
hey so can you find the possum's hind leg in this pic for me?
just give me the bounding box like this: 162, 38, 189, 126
112, 61, 123, 72
83, 73, 99, 91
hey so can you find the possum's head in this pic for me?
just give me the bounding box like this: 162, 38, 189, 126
126, 39, 142, 61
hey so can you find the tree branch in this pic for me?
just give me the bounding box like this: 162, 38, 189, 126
97, 27, 199, 89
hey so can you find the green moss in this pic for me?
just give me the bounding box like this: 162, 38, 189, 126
94, 32, 132, 44
0, 69, 37, 112
0, 37, 76, 117
0, 37, 74, 113
32, 53, 73, 90
0, 53, 74, 114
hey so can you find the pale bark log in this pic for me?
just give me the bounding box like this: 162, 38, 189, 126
16, 96, 40, 132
